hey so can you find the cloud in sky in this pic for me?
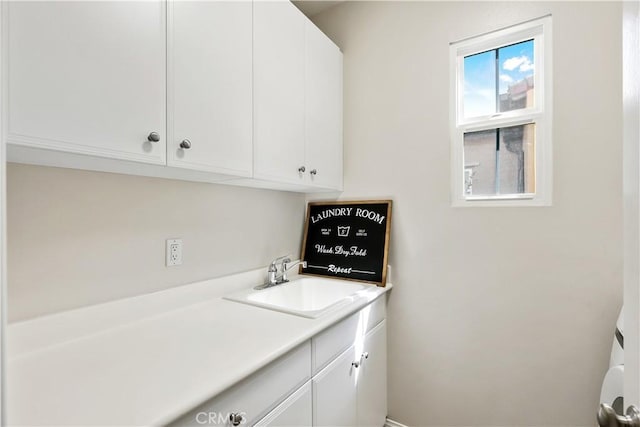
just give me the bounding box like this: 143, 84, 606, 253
502, 55, 534, 73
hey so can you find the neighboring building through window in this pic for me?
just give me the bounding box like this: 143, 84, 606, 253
450, 16, 552, 206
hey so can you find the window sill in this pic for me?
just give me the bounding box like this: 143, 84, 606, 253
452, 194, 551, 207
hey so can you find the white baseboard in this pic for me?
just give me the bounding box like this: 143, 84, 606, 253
385, 418, 409, 427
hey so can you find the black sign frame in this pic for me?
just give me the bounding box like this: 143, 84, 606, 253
299, 200, 392, 286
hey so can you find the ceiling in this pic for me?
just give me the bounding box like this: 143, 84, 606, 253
292, 1, 344, 18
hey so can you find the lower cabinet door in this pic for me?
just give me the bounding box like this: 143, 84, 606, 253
357, 320, 388, 427
312, 345, 358, 426
255, 381, 312, 427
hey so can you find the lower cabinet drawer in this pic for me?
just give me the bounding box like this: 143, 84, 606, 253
168, 341, 311, 427
254, 381, 312, 427
312, 296, 386, 374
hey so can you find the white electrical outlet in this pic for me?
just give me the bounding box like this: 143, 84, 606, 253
166, 239, 183, 267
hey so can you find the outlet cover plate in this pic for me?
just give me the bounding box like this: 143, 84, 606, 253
166, 239, 183, 267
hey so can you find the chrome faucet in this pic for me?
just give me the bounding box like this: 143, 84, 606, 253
255, 255, 308, 290
280, 258, 307, 283
266, 255, 289, 287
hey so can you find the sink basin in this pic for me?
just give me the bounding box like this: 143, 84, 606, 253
224, 277, 375, 318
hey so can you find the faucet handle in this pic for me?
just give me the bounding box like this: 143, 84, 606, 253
271, 254, 290, 263
269, 255, 290, 271
280, 258, 293, 278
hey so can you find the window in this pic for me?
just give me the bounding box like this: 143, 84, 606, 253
450, 16, 552, 206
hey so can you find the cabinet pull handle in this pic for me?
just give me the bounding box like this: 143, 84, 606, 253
229, 412, 244, 426
179, 139, 192, 149
147, 132, 160, 143
310, 169, 318, 176
298, 166, 306, 173
351, 361, 360, 368
598, 404, 640, 427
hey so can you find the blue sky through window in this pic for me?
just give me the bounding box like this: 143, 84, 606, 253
463, 40, 534, 118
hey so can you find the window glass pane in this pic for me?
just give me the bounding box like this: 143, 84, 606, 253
498, 40, 534, 112
498, 124, 536, 194
463, 129, 497, 196
464, 124, 536, 198
463, 50, 496, 118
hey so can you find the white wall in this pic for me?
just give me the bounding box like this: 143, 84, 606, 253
7, 164, 305, 321
312, 2, 622, 426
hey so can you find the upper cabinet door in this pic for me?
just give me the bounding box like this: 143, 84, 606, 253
305, 21, 343, 190
7, 1, 166, 164
168, 1, 252, 177
253, 1, 306, 184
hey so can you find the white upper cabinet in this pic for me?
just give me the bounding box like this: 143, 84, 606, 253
253, 0, 307, 184
6, 0, 342, 192
305, 20, 343, 191
7, 1, 167, 164
252, 1, 343, 191
167, 1, 252, 177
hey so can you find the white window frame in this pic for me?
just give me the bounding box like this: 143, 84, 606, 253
450, 16, 552, 207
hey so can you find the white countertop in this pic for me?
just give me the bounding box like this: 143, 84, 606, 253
7, 268, 391, 426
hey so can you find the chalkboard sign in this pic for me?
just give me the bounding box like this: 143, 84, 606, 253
300, 200, 392, 286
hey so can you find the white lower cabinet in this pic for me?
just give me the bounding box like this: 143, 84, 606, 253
312, 344, 358, 426
167, 342, 311, 427
313, 320, 387, 427
255, 381, 313, 427
167, 297, 386, 427
356, 321, 388, 427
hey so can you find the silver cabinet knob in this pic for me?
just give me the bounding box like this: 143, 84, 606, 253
147, 132, 160, 142
179, 139, 191, 149
298, 166, 306, 173
351, 361, 360, 368
229, 412, 244, 426
598, 404, 640, 427
310, 169, 318, 176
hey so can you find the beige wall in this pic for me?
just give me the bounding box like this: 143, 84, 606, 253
7, 164, 305, 321
312, 2, 622, 426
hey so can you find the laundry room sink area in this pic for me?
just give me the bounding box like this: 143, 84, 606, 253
224, 277, 378, 318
